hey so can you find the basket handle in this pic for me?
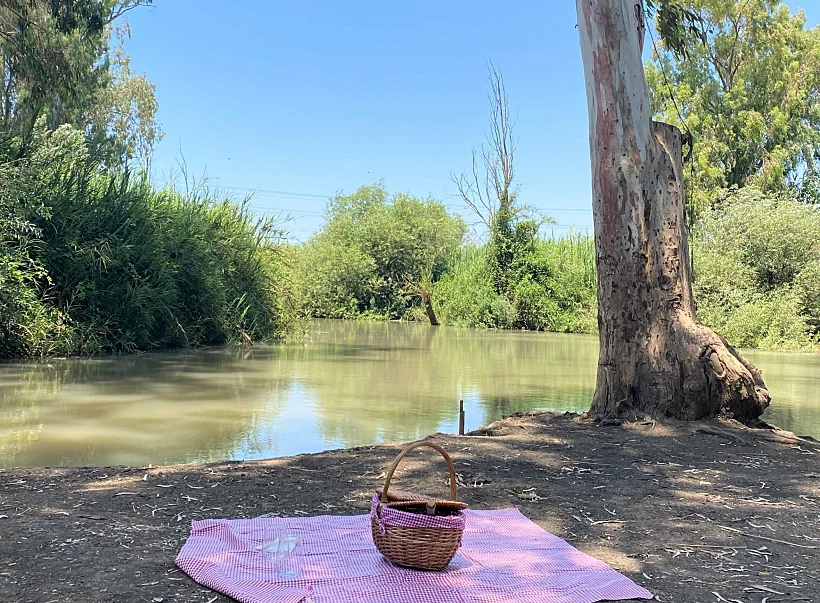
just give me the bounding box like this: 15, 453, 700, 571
381, 441, 458, 503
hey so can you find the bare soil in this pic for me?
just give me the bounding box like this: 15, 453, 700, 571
1, 412, 819, 603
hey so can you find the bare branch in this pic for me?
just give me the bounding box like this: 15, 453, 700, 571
452, 61, 518, 230
449, 152, 491, 228
486, 60, 516, 210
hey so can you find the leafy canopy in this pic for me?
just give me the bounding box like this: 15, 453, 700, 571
646, 0, 820, 209
645, 0, 707, 57
0, 0, 160, 166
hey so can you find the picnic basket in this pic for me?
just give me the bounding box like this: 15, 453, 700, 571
370, 441, 468, 571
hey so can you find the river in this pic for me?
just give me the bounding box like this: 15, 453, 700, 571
1, 319, 818, 468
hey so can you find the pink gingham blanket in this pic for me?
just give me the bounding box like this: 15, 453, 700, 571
176, 508, 653, 603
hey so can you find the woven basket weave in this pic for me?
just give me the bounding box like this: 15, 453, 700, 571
370, 441, 467, 571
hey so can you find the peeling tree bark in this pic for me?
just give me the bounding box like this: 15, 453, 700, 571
576, 0, 770, 422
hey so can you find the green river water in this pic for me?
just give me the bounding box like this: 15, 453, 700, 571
1, 319, 818, 468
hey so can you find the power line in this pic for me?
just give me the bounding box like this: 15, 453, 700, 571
247, 206, 324, 216
151, 175, 595, 215
444, 204, 590, 213
156, 152, 564, 186
247, 205, 592, 222
213, 185, 593, 214
205, 184, 330, 200
149, 178, 594, 224
247, 207, 592, 229
174, 154, 456, 182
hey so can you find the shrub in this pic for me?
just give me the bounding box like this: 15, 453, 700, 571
434, 246, 516, 329
296, 183, 466, 321
434, 235, 597, 334
693, 186, 820, 351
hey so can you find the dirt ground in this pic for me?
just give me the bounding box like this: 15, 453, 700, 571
1, 412, 819, 603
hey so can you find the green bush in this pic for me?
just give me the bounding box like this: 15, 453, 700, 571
0, 254, 73, 357
434, 235, 597, 333
515, 235, 597, 333
295, 183, 466, 321
693, 187, 820, 351
795, 261, 820, 334
512, 274, 562, 331
696, 187, 820, 289
715, 290, 815, 352
294, 181, 819, 351
294, 240, 375, 319
434, 246, 516, 329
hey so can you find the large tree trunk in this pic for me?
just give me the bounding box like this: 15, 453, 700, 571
576, 0, 770, 422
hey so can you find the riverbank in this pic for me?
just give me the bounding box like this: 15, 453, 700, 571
1, 412, 819, 603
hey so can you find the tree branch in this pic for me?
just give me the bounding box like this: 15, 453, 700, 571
106, 0, 153, 25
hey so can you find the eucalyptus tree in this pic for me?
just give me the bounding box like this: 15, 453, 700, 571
576, 0, 770, 421
0, 0, 158, 165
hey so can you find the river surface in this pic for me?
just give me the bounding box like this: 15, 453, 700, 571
1, 319, 818, 468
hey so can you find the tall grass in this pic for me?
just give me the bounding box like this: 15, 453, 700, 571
0, 125, 299, 358
433, 245, 516, 328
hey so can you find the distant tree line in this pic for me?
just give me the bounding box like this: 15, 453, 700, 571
295, 0, 820, 352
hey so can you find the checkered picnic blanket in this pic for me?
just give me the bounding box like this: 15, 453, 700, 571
176, 508, 653, 603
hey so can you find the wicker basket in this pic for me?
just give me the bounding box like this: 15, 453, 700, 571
370, 441, 468, 571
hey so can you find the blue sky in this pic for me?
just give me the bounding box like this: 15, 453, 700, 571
125, 1, 820, 241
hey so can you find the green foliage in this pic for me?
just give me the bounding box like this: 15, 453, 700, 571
645, 0, 708, 58
487, 206, 545, 297
698, 287, 814, 351
647, 0, 820, 210
433, 246, 516, 329
1, 1, 159, 166
515, 235, 598, 333
644, 0, 820, 350
693, 187, 820, 350
795, 261, 820, 333
88, 24, 162, 168
295, 184, 466, 320
296, 182, 820, 352
434, 235, 598, 334
295, 239, 375, 320
295, 182, 596, 334
0, 119, 73, 356
0, 124, 297, 357
0, 1, 283, 359
0, 254, 71, 357
1, 0, 107, 138
696, 187, 820, 287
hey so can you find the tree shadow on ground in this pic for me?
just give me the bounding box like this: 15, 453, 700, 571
1, 412, 818, 603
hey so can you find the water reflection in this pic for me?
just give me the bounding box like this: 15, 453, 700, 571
746, 349, 820, 439
0, 349, 293, 467
0, 320, 817, 467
